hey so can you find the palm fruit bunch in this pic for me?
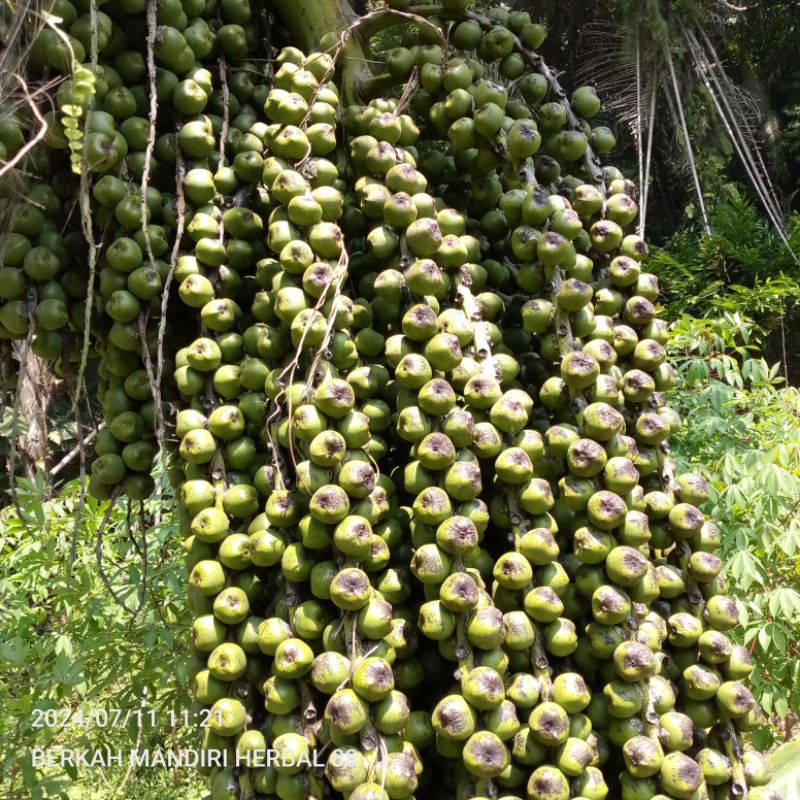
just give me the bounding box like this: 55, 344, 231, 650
1, 0, 784, 799
0, 28, 88, 365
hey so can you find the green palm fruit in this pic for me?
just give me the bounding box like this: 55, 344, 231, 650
527, 764, 571, 800
330, 567, 372, 610
432, 693, 477, 743
573, 766, 609, 800
659, 752, 702, 798
504, 675, 540, 711
696, 748, 732, 785
493, 552, 533, 589
586, 490, 628, 530
462, 666, 505, 711
528, 702, 570, 747
704, 595, 740, 631
605, 545, 649, 586
418, 600, 456, 640
548, 673, 590, 715
723, 645, 754, 680
324, 688, 369, 737
11, 14, 777, 800
623, 736, 664, 778
350, 656, 394, 702
461, 730, 510, 778
658, 711, 694, 751
715, 681, 756, 717
554, 736, 594, 776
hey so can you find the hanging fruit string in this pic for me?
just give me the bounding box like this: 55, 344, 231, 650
0, 1, 783, 799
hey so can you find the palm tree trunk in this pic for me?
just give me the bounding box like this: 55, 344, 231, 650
16, 347, 53, 478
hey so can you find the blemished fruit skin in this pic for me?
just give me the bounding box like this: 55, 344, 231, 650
1, 2, 777, 800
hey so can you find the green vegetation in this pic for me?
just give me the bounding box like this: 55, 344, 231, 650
0, 478, 204, 798
667, 315, 800, 743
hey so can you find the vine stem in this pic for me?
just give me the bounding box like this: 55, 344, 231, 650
73, 0, 101, 411
154, 137, 186, 473
0, 73, 48, 179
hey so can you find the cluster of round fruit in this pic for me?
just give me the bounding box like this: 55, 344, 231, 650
175, 46, 438, 799
0, 1, 784, 800
0, 168, 86, 358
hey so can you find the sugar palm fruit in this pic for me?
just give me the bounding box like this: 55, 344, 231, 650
179, 44, 422, 799
438, 56, 755, 800
6, 3, 782, 800
0, 129, 87, 357
360, 10, 764, 800
343, 89, 608, 798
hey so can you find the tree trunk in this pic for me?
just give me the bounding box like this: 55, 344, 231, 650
270, 0, 358, 52
270, 0, 372, 105
16, 347, 53, 478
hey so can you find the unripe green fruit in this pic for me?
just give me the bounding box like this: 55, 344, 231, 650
694, 747, 732, 785
213, 587, 249, 625
586, 490, 628, 531
555, 736, 594, 776
715, 680, 756, 717
462, 730, 510, 778
656, 710, 694, 752
350, 656, 394, 702
742, 751, 771, 786
207, 642, 247, 682
272, 637, 314, 679
356, 592, 393, 636
623, 736, 664, 778
324, 746, 368, 794
493, 551, 533, 589
524, 585, 564, 623
528, 701, 570, 747
704, 594, 740, 631
324, 688, 369, 737
327, 566, 371, 610
208, 697, 246, 737
547, 672, 590, 714
605, 545, 649, 587
436, 516, 479, 555
613, 640, 656, 681
189, 559, 226, 596
467, 605, 507, 649
432, 694, 476, 742
573, 766, 609, 800
659, 752, 702, 798
572, 86, 602, 117
418, 600, 456, 640
726, 644, 754, 679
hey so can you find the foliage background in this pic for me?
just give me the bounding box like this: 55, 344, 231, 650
0, 479, 205, 798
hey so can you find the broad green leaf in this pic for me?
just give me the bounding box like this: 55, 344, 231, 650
770, 742, 800, 800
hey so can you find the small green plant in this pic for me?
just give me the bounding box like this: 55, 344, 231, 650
668, 313, 800, 744
650, 191, 800, 356
0, 476, 202, 799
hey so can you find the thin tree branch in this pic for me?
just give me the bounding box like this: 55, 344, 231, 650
0, 74, 48, 179
48, 423, 104, 479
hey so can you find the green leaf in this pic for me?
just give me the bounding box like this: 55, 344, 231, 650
21, 750, 37, 787
775, 697, 790, 718
770, 742, 800, 800
54, 635, 73, 657
0, 637, 28, 664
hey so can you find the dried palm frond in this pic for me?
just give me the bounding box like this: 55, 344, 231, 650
574, 20, 648, 130
665, 43, 712, 234
570, 0, 792, 248
684, 24, 798, 262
